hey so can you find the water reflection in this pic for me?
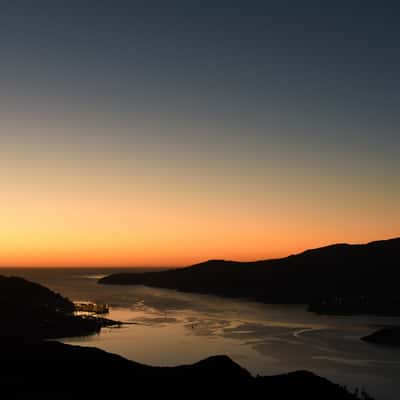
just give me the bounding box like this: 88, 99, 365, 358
62, 285, 399, 400
4, 268, 400, 400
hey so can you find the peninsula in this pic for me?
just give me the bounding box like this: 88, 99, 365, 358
99, 238, 400, 316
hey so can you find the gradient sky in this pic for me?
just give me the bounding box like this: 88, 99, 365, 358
1, 1, 399, 267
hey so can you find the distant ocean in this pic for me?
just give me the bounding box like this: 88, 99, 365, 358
0, 267, 165, 301
2, 267, 400, 400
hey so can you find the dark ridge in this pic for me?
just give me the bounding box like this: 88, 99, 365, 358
99, 237, 400, 314
362, 327, 400, 346
0, 340, 362, 398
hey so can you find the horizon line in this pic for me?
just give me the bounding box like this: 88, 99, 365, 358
0, 236, 398, 269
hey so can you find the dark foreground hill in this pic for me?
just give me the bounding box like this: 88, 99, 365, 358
0, 340, 363, 399
99, 238, 400, 313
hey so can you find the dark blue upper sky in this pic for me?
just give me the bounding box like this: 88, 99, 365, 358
1, 1, 399, 265
2, 1, 399, 141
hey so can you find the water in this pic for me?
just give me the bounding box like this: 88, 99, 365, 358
2, 268, 399, 400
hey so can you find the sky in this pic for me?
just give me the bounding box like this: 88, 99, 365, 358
1, 1, 399, 267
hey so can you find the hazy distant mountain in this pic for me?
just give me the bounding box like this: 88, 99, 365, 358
99, 238, 400, 310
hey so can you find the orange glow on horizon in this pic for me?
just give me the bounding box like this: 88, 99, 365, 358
1, 123, 399, 268
1, 231, 398, 268
1, 177, 398, 267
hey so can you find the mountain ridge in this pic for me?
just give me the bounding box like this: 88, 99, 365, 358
99, 237, 400, 312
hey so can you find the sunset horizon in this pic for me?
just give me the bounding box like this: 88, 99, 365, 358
1, 234, 398, 268
1, 2, 399, 397
2, 3, 399, 271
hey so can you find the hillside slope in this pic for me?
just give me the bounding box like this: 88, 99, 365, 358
99, 238, 400, 307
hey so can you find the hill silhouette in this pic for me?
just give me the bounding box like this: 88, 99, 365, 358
99, 238, 400, 314
0, 275, 74, 313
362, 327, 400, 346
0, 340, 364, 398
0, 275, 117, 339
